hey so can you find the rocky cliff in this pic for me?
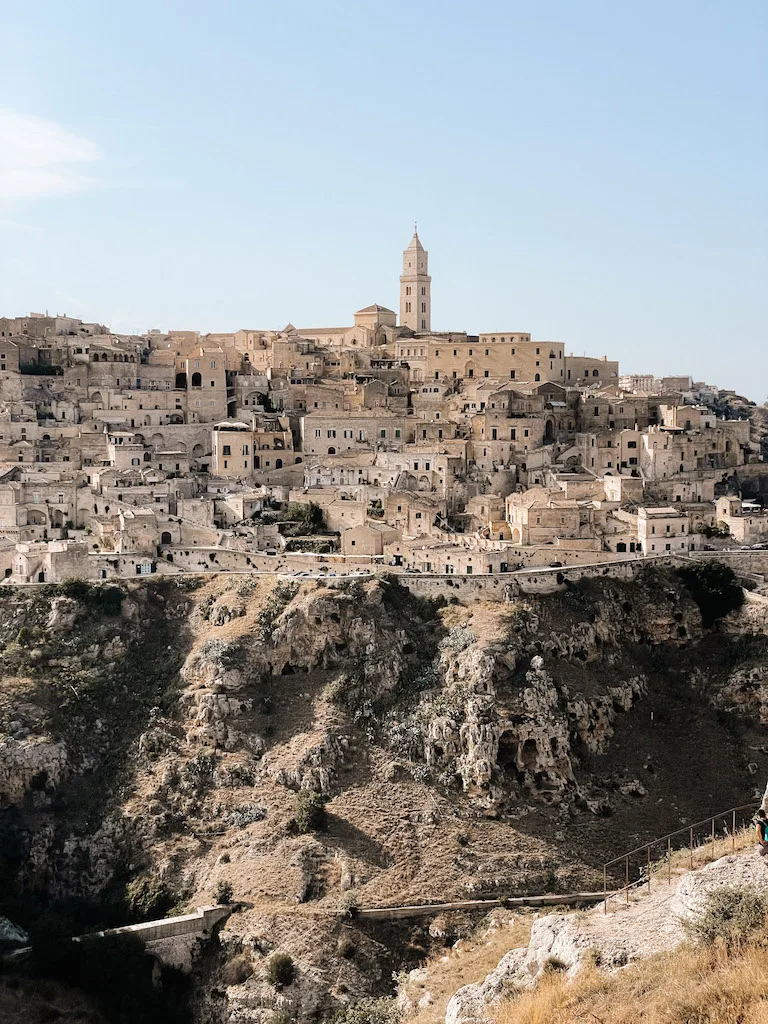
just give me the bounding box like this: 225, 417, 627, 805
0, 566, 766, 1022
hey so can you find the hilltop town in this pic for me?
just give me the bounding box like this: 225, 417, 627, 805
1, 230, 765, 585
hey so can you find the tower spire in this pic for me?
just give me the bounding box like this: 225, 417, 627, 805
399, 227, 431, 332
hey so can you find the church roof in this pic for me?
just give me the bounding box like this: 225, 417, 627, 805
405, 230, 425, 252
356, 304, 395, 314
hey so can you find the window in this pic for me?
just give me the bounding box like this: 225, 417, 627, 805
243, 444, 249, 455
406, 302, 411, 312
314, 429, 321, 437
421, 303, 426, 313
484, 370, 489, 378
223, 444, 231, 456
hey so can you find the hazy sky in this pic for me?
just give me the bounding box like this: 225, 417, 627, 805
0, 1, 765, 399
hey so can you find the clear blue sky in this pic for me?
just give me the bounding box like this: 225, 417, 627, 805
0, 1, 765, 399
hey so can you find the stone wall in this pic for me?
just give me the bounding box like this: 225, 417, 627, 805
398, 554, 688, 602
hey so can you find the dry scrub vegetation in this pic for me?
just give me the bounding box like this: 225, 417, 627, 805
496, 886, 768, 1024
496, 944, 768, 1024
402, 914, 533, 1024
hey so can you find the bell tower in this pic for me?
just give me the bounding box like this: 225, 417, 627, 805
399, 226, 431, 332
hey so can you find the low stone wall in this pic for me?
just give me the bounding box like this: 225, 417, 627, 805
398, 555, 687, 602
79, 904, 231, 944
354, 892, 608, 921
693, 550, 768, 575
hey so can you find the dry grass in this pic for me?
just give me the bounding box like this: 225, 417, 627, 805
495, 942, 768, 1024
402, 913, 533, 1024
647, 824, 757, 880
600, 825, 758, 912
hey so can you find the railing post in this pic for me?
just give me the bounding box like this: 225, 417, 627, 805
625, 855, 629, 905
732, 809, 736, 853
711, 817, 715, 860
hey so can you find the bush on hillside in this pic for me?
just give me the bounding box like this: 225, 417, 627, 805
688, 886, 768, 949
266, 952, 295, 988
214, 880, 234, 905
294, 790, 327, 833
677, 561, 744, 627
57, 579, 124, 616
331, 997, 401, 1024
125, 875, 174, 920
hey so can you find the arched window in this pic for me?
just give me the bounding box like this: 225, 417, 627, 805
191, 372, 202, 387
175, 372, 187, 388
534, 373, 541, 382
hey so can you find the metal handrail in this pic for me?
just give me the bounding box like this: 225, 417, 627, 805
602, 802, 759, 914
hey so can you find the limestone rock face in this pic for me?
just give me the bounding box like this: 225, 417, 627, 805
672, 852, 768, 921
445, 948, 530, 1024
718, 665, 768, 723
0, 733, 67, 807
46, 596, 82, 634
0, 916, 29, 946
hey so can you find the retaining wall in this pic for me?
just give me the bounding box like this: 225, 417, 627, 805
78, 904, 231, 944
398, 555, 688, 602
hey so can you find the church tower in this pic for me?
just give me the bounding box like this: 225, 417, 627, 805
399, 227, 431, 332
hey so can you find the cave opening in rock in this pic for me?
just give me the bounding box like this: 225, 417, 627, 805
497, 731, 518, 773
521, 738, 539, 771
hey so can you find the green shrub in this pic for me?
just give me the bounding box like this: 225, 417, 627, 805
59, 578, 91, 601
57, 579, 124, 616
214, 880, 234, 905
294, 790, 327, 833
266, 952, 295, 988
331, 997, 401, 1024
222, 953, 253, 985
125, 875, 174, 920
677, 561, 744, 627
688, 886, 768, 948
542, 956, 567, 974
337, 935, 356, 959
93, 585, 125, 616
